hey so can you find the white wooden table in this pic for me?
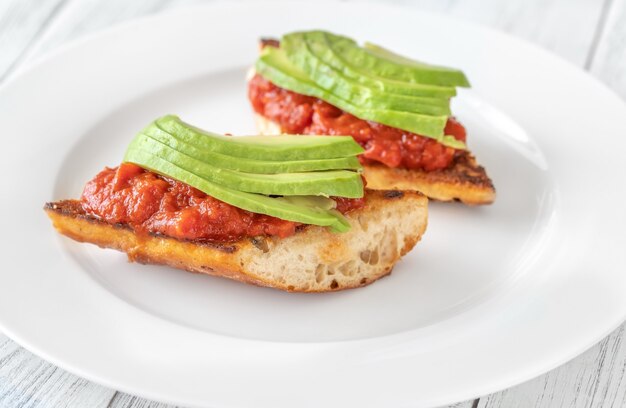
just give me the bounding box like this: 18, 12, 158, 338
1, 0, 625, 407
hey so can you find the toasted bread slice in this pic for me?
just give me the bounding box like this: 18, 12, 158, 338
361, 154, 495, 205
254, 114, 495, 205
44, 190, 427, 292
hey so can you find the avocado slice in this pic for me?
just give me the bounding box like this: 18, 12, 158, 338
156, 115, 364, 160
127, 134, 364, 198
295, 31, 457, 98
281, 32, 451, 116
141, 124, 362, 173
277, 195, 337, 210
328, 33, 470, 87
123, 148, 350, 232
256, 46, 454, 143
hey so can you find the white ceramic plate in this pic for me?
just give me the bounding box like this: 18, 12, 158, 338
1, 2, 625, 407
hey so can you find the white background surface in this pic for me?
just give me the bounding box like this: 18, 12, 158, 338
0, 1, 625, 407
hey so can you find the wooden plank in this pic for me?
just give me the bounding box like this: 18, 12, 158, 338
399, 0, 605, 66
107, 393, 175, 408
478, 323, 626, 408
12, 0, 607, 70
449, 401, 477, 408
16, 0, 206, 65
0, 334, 115, 408
106, 393, 476, 408
0, 0, 66, 81
590, 0, 626, 99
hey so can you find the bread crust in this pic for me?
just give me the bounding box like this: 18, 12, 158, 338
362, 153, 495, 205
254, 114, 495, 205
44, 190, 427, 292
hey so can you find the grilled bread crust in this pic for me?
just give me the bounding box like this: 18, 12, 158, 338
254, 114, 495, 205
44, 190, 427, 292
362, 153, 495, 205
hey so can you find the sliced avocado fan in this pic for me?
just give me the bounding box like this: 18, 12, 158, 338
255, 30, 469, 149
123, 116, 365, 232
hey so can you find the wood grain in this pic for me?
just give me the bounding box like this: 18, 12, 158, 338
0, 335, 115, 407
108, 393, 175, 408
0, 0, 67, 81
0, 0, 624, 407
478, 325, 626, 408
23, 0, 197, 59
590, 0, 626, 99
387, 0, 605, 66
448, 402, 477, 408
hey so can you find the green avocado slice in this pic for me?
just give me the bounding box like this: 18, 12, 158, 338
281, 32, 451, 116
256, 46, 460, 144
141, 124, 362, 173
297, 31, 457, 98
156, 115, 363, 160
123, 149, 351, 232
127, 134, 364, 198
328, 33, 470, 87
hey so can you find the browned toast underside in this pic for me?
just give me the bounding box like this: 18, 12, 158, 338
362, 151, 495, 205
44, 190, 428, 292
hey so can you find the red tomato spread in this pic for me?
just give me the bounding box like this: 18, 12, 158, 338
248, 74, 467, 171
81, 163, 364, 243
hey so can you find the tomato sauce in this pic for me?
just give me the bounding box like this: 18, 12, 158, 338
248, 74, 467, 171
81, 163, 364, 242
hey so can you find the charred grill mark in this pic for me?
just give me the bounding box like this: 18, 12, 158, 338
383, 190, 404, 199
377, 150, 495, 191
250, 236, 270, 253
44, 200, 83, 215
151, 232, 238, 253
196, 241, 238, 253
450, 151, 496, 190
259, 38, 280, 49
